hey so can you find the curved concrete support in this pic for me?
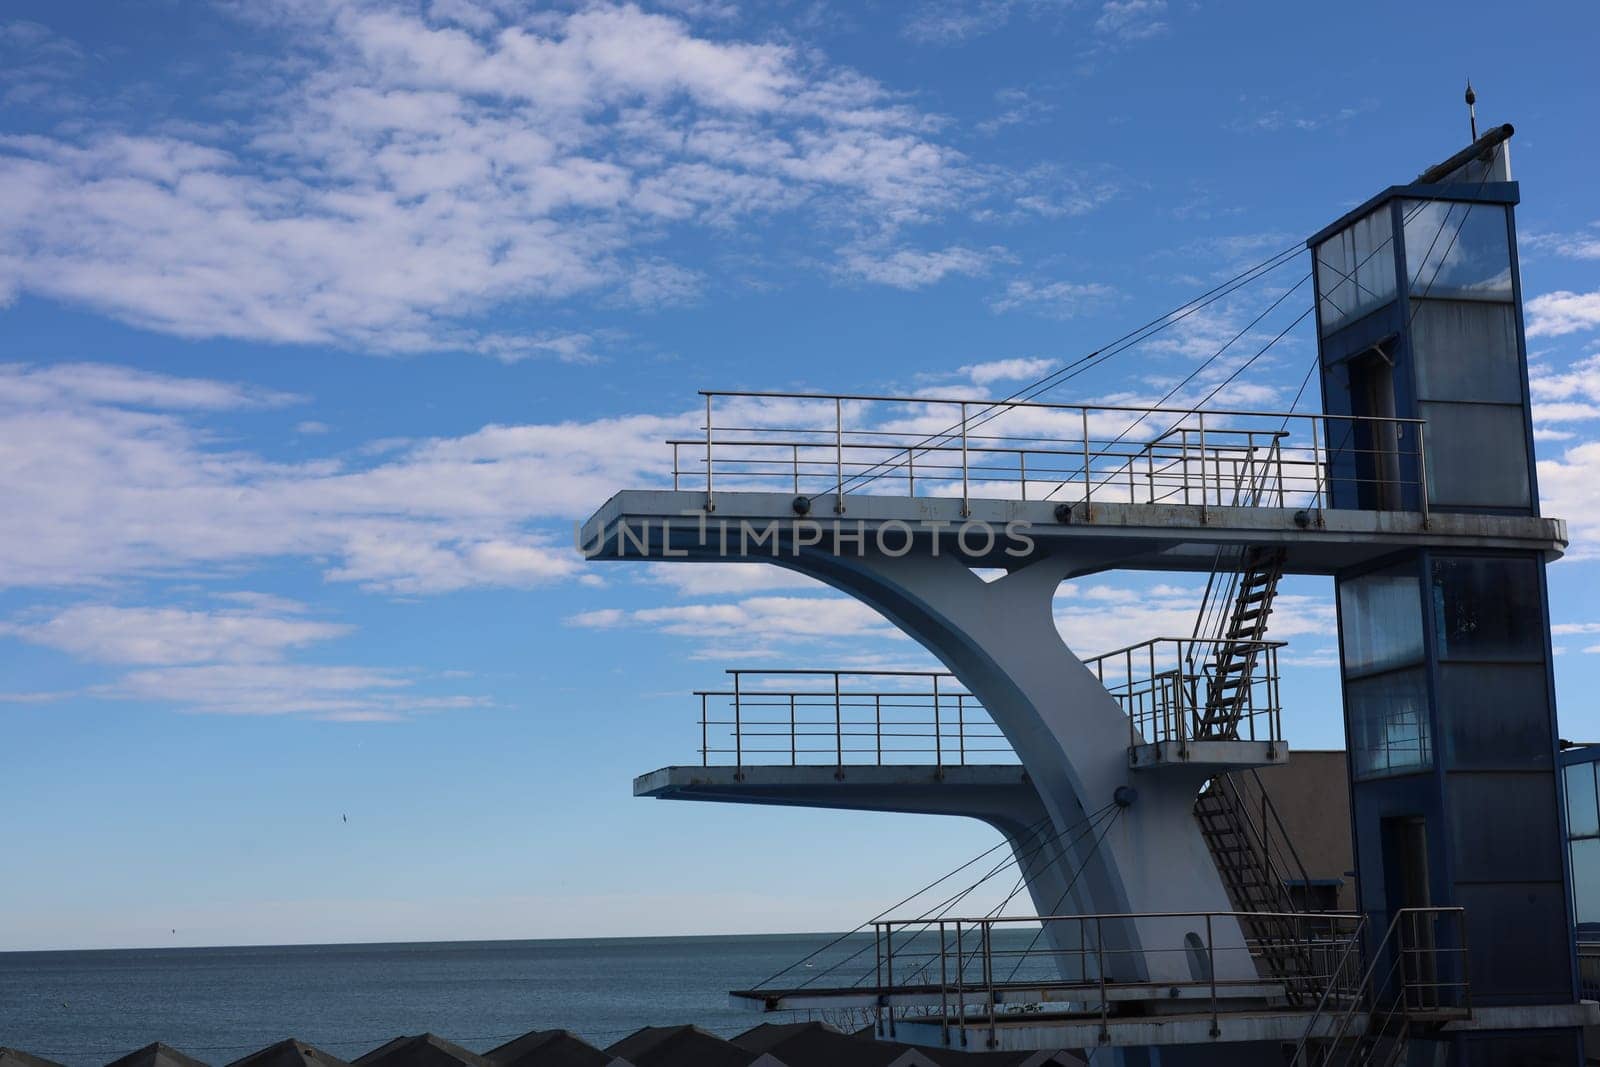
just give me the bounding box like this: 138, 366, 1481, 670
634, 764, 1086, 956
784, 548, 1249, 984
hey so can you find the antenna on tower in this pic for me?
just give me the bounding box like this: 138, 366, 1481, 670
1465, 80, 1478, 141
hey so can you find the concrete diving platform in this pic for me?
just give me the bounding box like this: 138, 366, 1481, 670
635, 763, 1039, 818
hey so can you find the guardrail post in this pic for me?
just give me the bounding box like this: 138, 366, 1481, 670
1417, 420, 1431, 527
834, 671, 843, 769
792, 444, 800, 494
1207, 913, 1220, 1038
939, 921, 951, 1047
1096, 916, 1108, 1044
700, 692, 708, 766
957, 693, 966, 766
960, 401, 971, 517
955, 921, 968, 1048
789, 693, 797, 766
672, 442, 680, 491
908, 447, 916, 498
732, 672, 742, 773
1019, 451, 1027, 501
875, 923, 885, 1037
1082, 408, 1093, 506
834, 396, 846, 514
1312, 417, 1324, 509
875, 694, 882, 765
704, 393, 715, 513
933, 673, 943, 768
984, 922, 996, 1049
1198, 410, 1208, 520
886, 923, 897, 1039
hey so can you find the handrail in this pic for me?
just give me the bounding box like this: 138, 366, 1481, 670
692, 669, 1010, 770
1290, 906, 1471, 1065
679, 389, 1431, 522
859, 909, 1367, 1049
696, 388, 1428, 427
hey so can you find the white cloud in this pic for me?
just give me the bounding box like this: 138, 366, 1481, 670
1527, 290, 1600, 339
566, 592, 904, 659
0, 596, 485, 720
1524, 227, 1600, 261
1540, 440, 1600, 561
0, 3, 992, 354
0, 361, 682, 592
1094, 0, 1167, 41
839, 244, 996, 289
1, 603, 349, 665
1055, 579, 1334, 657
959, 357, 1054, 386
111, 662, 483, 721
990, 279, 1118, 318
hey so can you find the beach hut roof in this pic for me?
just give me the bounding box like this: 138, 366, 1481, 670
0, 1049, 66, 1067
353, 1035, 490, 1067
605, 1026, 781, 1067
223, 1039, 352, 1067
105, 1042, 210, 1067
483, 1030, 626, 1067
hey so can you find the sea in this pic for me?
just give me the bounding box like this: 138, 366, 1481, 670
0, 934, 864, 1066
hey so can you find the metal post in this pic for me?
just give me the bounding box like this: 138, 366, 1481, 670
732, 672, 742, 771
672, 442, 680, 491
704, 393, 715, 512
886, 924, 897, 1038
955, 921, 967, 1048
792, 444, 799, 494
1198, 410, 1208, 518
960, 401, 970, 517
1082, 408, 1092, 505
1312, 416, 1324, 508
1019, 451, 1027, 501
1275, 436, 1286, 507
908, 447, 916, 498
875, 693, 882, 765
1207, 913, 1220, 1037
1417, 420, 1431, 527
984, 923, 996, 1049
834, 671, 843, 768
933, 673, 943, 767
700, 692, 708, 767
1096, 916, 1108, 1044
938, 921, 950, 1047
957, 693, 966, 766
834, 397, 846, 514
875, 924, 885, 1037
789, 693, 797, 766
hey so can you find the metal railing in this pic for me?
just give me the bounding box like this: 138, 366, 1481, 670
1081, 637, 1285, 752
1290, 907, 1472, 1066
1578, 940, 1600, 1002
865, 910, 1366, 1049
672, 390, 1429, 520
696, 669, 1014, 769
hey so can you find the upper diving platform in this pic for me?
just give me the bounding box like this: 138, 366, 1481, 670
579, 391, 1565, 575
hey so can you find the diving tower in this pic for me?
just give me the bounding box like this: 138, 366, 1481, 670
580, 123, 1594, 1063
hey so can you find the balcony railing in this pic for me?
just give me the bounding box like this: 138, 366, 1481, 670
868, 910, 1368, 1048
1082, 637, 1285, 751
696, 669, 1014, 769
671, 390, 1429, 519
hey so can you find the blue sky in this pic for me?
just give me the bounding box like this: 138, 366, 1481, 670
3, 0, 1600, 951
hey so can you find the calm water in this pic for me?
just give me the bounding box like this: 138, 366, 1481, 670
0, 934, 855, 1065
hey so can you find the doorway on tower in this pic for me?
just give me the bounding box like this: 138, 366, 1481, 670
1380, 814, 1436, 1010
1346, 344, 1403, 511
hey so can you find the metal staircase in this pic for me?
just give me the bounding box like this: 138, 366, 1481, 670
1186, 536, 1315, 987
1194, 546, 1286, 740
1194, 771, 1323, 996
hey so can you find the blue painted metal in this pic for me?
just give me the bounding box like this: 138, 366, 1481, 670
1314, 137, 1583, 1062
